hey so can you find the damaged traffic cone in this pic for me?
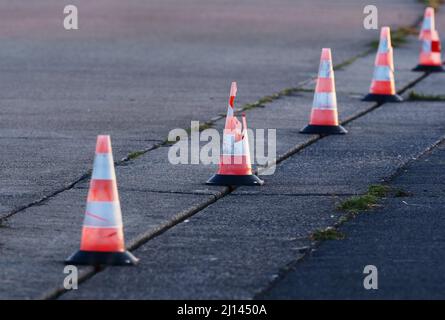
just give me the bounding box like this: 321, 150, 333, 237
66, 135, 138, 266
300, 48, 347, 135
363, 27, 403, 102
206, 82, 263, 186
413, 7, 444, 72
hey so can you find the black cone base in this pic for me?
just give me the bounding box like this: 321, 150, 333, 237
300, 124, 347, 135
206, 174, 264, 186
65, 250, 139, 266
362, 93, 403, 103
412, 64, 445, 72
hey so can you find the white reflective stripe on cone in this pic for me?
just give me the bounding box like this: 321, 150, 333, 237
373, 65, 392, 81
422, 40, 432, 53
233, 140, 244, 156
83, 201, 123, 228
242, 134, 251, 164
378, 39, 390, 53
91, 153, 116, 180
226, 104, 234, 117
318, 61, 332, 78
313, 92, 337, 109
422, 17, 433, 31
222, 134, 235, 155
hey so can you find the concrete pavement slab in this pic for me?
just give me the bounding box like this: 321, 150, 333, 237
0, 1, 430, 299
62, 98, 445, 299
61, 195, 344, 299
0, 189, 211, 299
261, 142, 445, 299
0, 0, 423, 220
236, 100, 445, 195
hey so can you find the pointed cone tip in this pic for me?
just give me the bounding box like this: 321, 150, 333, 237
230, 82, 237, 96
96, 135, 111, 154
241, 113, 248, 130
381, 26, 391, 39
425, 7, 434, 17
321, 48, 332, 61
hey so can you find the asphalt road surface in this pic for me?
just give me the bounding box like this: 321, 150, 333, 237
0, 0, 436, 300
0, 0, 421, 214
262, 141, 445, 300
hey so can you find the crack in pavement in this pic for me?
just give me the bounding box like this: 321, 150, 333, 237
0, 143, 162, 221
73, 186, 222, 196
253, 133, 445, 299
0, 13, 432, 298
0, 46, 377, 224
230, 193, 358, 197
41, 64, 435, 300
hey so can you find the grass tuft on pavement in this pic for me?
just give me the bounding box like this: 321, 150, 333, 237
337, 184, 390, 213
394, 188, 413, 197
311, 227, 345, 241
240, 88, 305, 111
408, 91, 445, 101
420, 0, 444, 10
128, 150, 145, 160
338, 194, 378, 212
369, 26, 418, 49
368, 184, 391, 197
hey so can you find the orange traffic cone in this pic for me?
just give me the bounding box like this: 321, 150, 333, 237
206, 82, 263, 186
363, 27, 403, 103
300, 48, 347, 135
413, 7, 444, 72
66, 135, 138, 266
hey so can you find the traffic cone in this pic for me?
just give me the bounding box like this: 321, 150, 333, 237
206, 82, 263, 186
363, 27, 403, 103
300, 48, 347, 135
66, 135, 138, 266
413, 7, 444, 72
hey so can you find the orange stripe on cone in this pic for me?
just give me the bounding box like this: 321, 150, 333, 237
310, 109, 338, 126
80, 227, 125, 252
370, 80, 395, 95
218, 155, 252, 175
87, 179, 119, 202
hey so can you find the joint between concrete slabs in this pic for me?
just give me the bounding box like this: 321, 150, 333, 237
254, 135, 445, 299
0, 43, 382, 225
48, 67, 437, 299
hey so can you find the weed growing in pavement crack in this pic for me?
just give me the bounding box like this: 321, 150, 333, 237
127, 150, 145, 160
0, 220, 9, 228
310, 227, 345, 241
369, 26, 417, 49
338, 194, 378, 212
337, 184, 392, 213
420, 0, 444, 10
408, 91, 445, 101
368, 184, 391, 197
394, 188, 413, 197
310, 184, 401, 243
